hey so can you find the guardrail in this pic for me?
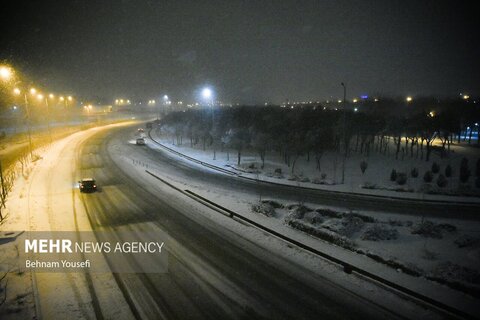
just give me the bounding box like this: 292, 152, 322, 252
147, 128, 480, 207
147, 129, 236, 176
145, 168, 472, 319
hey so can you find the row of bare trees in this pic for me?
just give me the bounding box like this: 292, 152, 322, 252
158, 97, 479, 172
0, 160, 16, 222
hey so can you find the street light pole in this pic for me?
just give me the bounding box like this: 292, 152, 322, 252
341, 82, 346, 184
23, 93, 34, 160
44, 97, 52, 142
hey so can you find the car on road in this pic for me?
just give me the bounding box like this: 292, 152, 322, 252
78, 178, 97, 192
136, 137, 146, 145
137, 128, 144, 133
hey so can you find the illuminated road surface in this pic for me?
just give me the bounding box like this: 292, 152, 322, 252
23, 124, 447, 319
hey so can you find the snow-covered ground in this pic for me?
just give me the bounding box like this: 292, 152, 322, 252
2, 122, 478, 319
150, 127, 480, 203
119, 128, 480, 317
0, 122, 137, 320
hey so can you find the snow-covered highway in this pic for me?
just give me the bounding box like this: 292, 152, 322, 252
72, 123, 458, 319
4, 123, 466, 319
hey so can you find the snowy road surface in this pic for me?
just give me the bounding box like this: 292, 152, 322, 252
8, 123, 453, 319
70, 124, 450, 319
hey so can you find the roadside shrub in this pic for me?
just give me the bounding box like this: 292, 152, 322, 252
390, 169, 397, 182
274, 168, 282, 174
432, 162, 440, 174
411, 167, 418, 178
260, 199, 283, 208
361, 224, 399, 241
287, 219, 356, 250
437, 174, 448, 188
315, 208, 343, 219
411, 220, 443, 239
445, 164, 452, 177
460, 157, 470, 183
360, 160, 368, 174
396, 172, 407, 185
423, 171, 433, 183
454, 235, 478, 248
321, 172, 327, 179
252, 203, 276, 217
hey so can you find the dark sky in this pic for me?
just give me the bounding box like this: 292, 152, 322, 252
1, 0, 479, 104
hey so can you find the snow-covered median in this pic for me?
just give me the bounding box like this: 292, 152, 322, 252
149, 127, 480, 203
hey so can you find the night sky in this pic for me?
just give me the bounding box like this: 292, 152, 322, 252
1, 0, 478, 104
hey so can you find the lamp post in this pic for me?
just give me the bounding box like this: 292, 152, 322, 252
163, 95, 169, 116
341, 82, 346, 184
13, 87, 34, 159
43, 94, 53, 142
202, 87, 214, 125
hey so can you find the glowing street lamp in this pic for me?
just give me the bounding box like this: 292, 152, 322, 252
201, 88, 212, 101
30, 88, 37, 95
0, 66, 13, 81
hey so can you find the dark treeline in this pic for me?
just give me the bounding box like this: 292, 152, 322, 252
159, 97, 479, 172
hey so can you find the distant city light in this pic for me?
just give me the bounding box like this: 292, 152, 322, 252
354, 107, 358, 112
352, 99, 358, 103
406, 96, 413, 102
463, 95, 470, 100
360, 95, 368, 99
30, 88, 37, 95
374, 98, 379, 102
49, 93, 54, 98
13, 88, 21, 95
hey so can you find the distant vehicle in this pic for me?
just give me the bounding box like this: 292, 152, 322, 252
79, 178, 97, 193
136, 137, 146, 145
146, 122, 153, 129
137, 128, 144, 133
